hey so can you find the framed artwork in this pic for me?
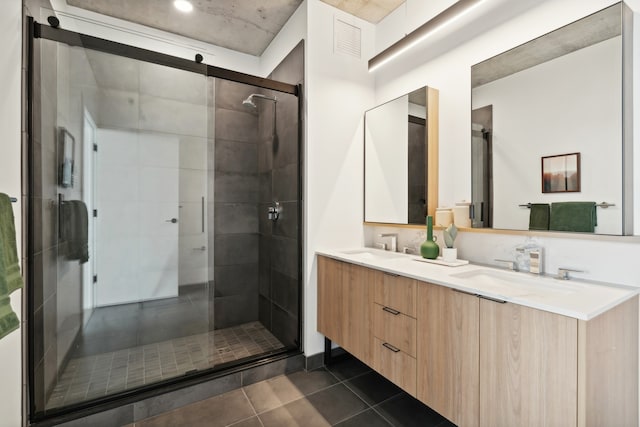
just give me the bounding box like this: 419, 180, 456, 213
58, 127, 75, 188
541, 152, 580, 193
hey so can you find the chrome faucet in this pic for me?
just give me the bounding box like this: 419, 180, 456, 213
495, 259, 519, 272
379, 233, 398, 252
557, 267, 583, 280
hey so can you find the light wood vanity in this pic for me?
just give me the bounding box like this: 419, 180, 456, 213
317, 253, 638, 427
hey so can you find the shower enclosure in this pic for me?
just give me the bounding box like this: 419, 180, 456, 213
28, 21, 302, 422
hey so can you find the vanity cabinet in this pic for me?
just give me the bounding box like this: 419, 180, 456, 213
479, 299, 578, 427
317, 255, 638, 427
417, 283, 479, 427
372, 273, 417, 394
317, 256, 374, 365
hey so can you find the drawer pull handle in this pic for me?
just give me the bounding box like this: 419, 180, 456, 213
479, 295, 507, 304
382, 306, 400, 316
382, 342, 401, 353
383, 272, 400, 277
452, 288, 478, 297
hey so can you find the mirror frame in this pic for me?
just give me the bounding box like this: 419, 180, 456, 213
469, 2, 634, 236
363, 87, 439, 226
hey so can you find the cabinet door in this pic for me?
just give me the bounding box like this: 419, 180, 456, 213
480, 300, 578, 427
317, 256, 346, 345
344, 264, 375, 365
417, 283, 480, 427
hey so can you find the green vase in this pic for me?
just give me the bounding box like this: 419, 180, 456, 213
420, 215, 440, 259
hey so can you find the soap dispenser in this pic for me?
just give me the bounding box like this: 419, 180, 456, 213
529, 248, 543, 274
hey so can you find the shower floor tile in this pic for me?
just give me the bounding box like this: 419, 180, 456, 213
46, 321, 283, 410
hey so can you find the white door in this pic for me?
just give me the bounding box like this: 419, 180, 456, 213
95, 129, 179, 306
82, 109, 97, 325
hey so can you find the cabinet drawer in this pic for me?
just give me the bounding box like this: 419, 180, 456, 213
373, 337, 417, 396
373, 303, 416, 357
374, 273, 416, 317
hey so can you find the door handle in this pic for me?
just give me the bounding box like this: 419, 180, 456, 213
166, 218, 178, 223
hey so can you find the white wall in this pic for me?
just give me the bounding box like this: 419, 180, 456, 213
304, 0, 376, 355
0, 1, 23, 426
472, 37, 622, 234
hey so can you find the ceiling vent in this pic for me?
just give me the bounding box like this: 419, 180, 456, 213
334, 18, 361, 59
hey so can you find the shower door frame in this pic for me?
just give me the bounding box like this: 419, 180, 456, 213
27, 18, 304, 425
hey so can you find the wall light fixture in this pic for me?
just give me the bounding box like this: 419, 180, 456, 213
369, 0, 486, 72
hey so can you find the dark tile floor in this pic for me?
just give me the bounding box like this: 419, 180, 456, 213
129, 355, 456, 427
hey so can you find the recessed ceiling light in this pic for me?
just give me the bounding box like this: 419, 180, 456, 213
174, 0, 193, 13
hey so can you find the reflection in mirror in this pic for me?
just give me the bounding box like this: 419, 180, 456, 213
470, 3, 629, 235
365, 87, 439, 225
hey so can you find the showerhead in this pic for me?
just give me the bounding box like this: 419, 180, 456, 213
242, 97, 257, 109
242, 93, 277, 109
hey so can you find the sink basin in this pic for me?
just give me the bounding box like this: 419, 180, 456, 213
451, 269, 580, 298
339, 248, 406, 260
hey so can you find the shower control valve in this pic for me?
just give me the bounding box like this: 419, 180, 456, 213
268, 201, 282, 221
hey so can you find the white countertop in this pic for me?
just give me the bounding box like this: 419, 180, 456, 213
316, 248, 639, 320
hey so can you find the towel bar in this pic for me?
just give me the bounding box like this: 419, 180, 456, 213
519, 202, 615, 209
9, 197, 17, 203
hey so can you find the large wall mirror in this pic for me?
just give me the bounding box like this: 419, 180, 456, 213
364, 86, 439, 224
470, 2, 633, 235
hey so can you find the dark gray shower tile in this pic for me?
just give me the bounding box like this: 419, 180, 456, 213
272, 270, 299, 316
215, 79, 258, 113
214, 203, 259, 234
43, 295, 57, 357
271, 305, 298, 348
272, 163, 298, 202
214, 234, 259, 266
214, 264, 259, 297
215, 108, 258, 143
215, 139, 258, 174
32, 141, 42, 197
214, 171, 259, 203
259, 295, 271, 329
214, 294, 259, 329
273, 118, 299, 169
270, 236, 299, 279
258, 203, 273, 236
259, 236, 271, 297
32, 247, 57, 310
272, 201, 298, 240
258, 138, 273, 173
271, 41, 304, 86
33, 306, 45, 365
259, 172, 273, 203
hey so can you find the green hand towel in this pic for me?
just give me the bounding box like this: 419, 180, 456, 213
0, 193, 22, 340
549, 201, 597, 233
0, 296, 19, 339
0, 193, 23, 296
529, 203, 550, 230
61, 200, 89, 264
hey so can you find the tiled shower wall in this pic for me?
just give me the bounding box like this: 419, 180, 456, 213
31, 38, 99, 410
213, 79, 261, 329
258, 42, 304, 348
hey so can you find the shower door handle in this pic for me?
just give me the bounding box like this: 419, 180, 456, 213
166, 218, 178, 223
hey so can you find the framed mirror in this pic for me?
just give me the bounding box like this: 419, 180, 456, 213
470, 3, 632, 235
364, 86, 439, 225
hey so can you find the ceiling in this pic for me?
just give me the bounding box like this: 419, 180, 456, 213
64, 0, 405, 57
320, 0, 405, 23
